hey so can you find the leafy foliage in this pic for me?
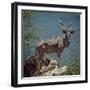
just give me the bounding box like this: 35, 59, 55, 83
22, 10, 40, 48
68, 58, 80, 75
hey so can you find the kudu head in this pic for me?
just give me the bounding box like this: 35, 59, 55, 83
60, 22, 74, 39
60, 22, 74, 48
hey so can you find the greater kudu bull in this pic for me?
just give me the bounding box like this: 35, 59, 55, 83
36, 23, 74, 67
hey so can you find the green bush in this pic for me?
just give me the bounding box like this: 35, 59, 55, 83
68, 58, 80, 75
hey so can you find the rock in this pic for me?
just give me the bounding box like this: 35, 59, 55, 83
49, 59, 58, 66
24, 56, 73, 77
24, 55, 50, 77
41, 66, 59, 76
40, 60, 73, 76
58, 66, 72, 75
40, 59, 58, 74
40, 64, 56, 74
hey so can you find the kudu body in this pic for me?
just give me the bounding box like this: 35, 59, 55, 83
36, 23, 74, 66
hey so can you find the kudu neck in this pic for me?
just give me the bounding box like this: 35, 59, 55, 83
63, 35, 70, 48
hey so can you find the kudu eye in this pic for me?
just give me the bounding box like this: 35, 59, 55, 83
63, 30, 66, 33
70, 30, 74, 34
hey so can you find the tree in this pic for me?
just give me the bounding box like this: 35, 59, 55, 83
22, 10, 40, 48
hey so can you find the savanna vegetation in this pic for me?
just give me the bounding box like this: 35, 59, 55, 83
68, 58, 80, 75
22, 10, 40, 48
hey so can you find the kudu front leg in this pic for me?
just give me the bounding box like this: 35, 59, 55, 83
56, 49, 61, 67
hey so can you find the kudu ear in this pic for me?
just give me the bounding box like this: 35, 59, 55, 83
63, 30, 66, 33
